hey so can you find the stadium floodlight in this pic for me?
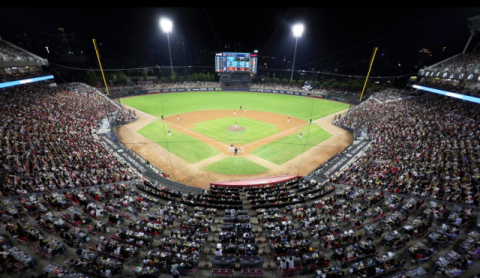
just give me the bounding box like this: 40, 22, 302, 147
290, 24, 304, 82
160, 18, 173, 33
160, 18, 174, 76
292, 24, 304, 38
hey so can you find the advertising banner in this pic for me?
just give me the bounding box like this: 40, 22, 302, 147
143, 87, 311, 96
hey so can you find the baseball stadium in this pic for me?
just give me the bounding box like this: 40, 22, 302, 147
1, 7, 480, 278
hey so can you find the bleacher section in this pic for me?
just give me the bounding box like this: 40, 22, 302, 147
0, 38, 49, 83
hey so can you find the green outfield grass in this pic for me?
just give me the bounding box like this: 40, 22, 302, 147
203, 157, 269, 175
253, 124, 332, 165
121, 92, 348, 122
137, 121, 219, 163
191, 117, 281, 145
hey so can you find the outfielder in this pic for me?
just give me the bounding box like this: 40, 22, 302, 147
168, 130, 171, 136
299, 132, 303, 139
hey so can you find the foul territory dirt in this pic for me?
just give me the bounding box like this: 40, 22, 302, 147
115, 105, 353, 189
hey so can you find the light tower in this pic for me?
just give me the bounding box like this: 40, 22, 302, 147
160, 18, 174, 76
290, 24, 304, 82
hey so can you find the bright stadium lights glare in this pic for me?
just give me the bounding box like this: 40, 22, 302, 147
160, 18, 174, 76
290, 24, 304, 81
160, 18, 173, 33
292, 24, 304, 37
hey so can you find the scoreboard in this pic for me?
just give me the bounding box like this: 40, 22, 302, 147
215, 52, 258, 74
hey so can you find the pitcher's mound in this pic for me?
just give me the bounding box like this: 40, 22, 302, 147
227, 126, 245, 132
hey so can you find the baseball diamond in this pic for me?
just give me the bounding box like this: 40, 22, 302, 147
117, 91, 352, 188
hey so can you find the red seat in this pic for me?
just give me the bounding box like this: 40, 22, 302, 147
212, 269, 221, 277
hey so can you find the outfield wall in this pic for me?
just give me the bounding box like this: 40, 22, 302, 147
146, 87, 313, 96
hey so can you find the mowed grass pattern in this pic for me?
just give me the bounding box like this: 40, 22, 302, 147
253, 124, 332, 165
137, 121, 219, 163
204, 157, 269, 175
191, 117, 281, 145
121, 92, 349, 122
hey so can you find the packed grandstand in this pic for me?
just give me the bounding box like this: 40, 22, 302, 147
2, 28, 480, 278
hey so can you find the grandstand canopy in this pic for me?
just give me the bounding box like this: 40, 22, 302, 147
468, 15, 480, 31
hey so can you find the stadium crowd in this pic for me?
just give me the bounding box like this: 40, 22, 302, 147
430, 51, 480, 72
371, 89, 414, 102
250, 83, 322, 94
143, 81, 221, 89
333, 92, 480, 206
0, 39, 47, 64
0, 83, 137, 197
104, 82, 221, 92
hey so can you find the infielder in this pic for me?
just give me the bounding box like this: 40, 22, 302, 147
287, 117, 290, 123
233, 110, 236, 115
235, 122, 237, 128
177, 115, 179, 121
244, 107, 246, 112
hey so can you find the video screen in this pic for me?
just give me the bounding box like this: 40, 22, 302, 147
215, 52, 258, 74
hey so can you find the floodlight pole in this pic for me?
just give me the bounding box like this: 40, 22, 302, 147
166, 33, 174, 76
290, 37, 299, 82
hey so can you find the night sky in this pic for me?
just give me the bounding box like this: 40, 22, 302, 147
1, 7, 480, 77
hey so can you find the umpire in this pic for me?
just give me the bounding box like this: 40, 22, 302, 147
234, 147, 238, 155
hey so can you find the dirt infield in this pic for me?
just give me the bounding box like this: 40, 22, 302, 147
227, 126, 245, 132
163, 110, 306, 156
116, 105, 353, 189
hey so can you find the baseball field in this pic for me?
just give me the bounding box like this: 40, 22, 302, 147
115, 91, 353, 188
